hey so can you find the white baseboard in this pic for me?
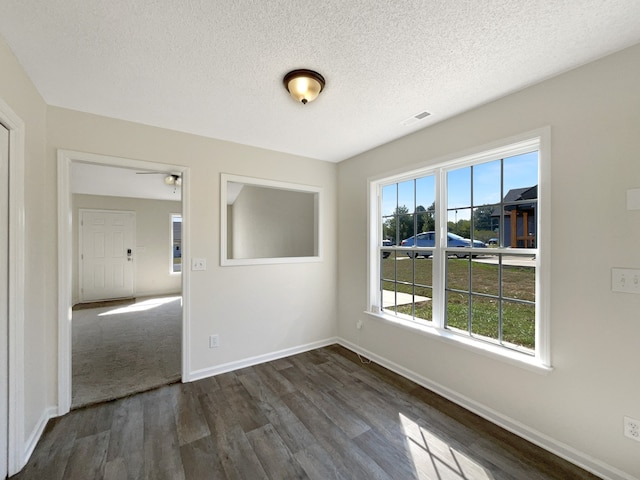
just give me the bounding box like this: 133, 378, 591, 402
336, 338, 635, 480
20, 406, 56, 472
186, 337, 339, 382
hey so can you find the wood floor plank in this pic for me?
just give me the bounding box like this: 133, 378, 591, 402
245, 391, 318, 456
13, 345, 603, 480
293, 443, 352, 480
245, 423, 308, 480
237, 369, 280, 405
252, 361, 297, 396
179, 435, 226, 479
62, 431, 110, 480
280, 364, 370, 439
352, 427, 420, 480
199, 389, 270, 480
142, 387, 185, 480
281, 390, 392, 480
174, 382, 211, 446
106, 395, 144, 461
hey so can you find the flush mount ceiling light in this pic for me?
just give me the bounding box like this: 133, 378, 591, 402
283, 69, 325, 104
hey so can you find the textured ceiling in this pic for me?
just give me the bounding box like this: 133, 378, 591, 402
1, 1, 640, 162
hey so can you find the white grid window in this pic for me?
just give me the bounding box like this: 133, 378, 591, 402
369, 131, 550, 368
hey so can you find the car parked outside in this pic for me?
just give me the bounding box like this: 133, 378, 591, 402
382, 239, 393, 258
400, 231, 486, 258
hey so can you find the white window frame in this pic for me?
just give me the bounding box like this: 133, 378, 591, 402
367, 128, 551, 372
170, 213, 182, 274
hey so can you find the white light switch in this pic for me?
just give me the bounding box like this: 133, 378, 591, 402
192, 258, 206, 271
612, 268, 640, 294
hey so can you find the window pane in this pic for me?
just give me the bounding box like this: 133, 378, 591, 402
447, 167, 470, 209
471, 295, 499, 342
381, 184, 397, 217
503, 151, 538, 194
502, 258, 536, 302
413, 290, 433, 321
448, 207, 471, 239
395, 212, 415, 244
415, 175, 435, 234
473, 160, 501, 206
382, 253, 412, 314
446, 291, 469, 332
473, 203, 499, 242
503, 152, 538, 249
447, 257, 469, 292
382, 215, 395, 244
502, 301, 535, 351
381, 279, 398, 313
413, 258, 433, 322
503, 203, 537, 248
471, 256, 499, 297
397, 180, 415, 212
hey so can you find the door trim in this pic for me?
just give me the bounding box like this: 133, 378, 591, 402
0, 98, 25, 476
57, 150, 190, 415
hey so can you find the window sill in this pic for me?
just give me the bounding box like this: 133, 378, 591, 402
364, 310, 553, 375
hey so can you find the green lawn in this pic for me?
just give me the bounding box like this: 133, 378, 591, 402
382, 255, 536, 350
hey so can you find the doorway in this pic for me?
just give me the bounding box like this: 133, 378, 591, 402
57, 150, 190, 415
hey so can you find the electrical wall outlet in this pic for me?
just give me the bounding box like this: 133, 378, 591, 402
209, 334, 220, 348
356, 319, 363, 330
624, 416, 640, 442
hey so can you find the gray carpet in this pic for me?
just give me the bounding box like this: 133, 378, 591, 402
72, 295, 182, 409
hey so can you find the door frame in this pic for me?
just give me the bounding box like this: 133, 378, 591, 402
0, 98, 25, 476
57, 150, 190, 415
78, 209, 137, 303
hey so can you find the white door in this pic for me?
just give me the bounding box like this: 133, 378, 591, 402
0, 123, 9, 479
79, 210, 135, 302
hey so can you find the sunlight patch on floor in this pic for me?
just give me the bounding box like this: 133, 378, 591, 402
400, 413, 494, 480
99, 295, 181, 316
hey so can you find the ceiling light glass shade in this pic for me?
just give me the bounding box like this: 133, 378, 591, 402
165, 174, 181, 186
283, 69, 325, 104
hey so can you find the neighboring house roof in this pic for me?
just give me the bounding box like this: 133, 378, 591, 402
492, 185, 538, 216
504, 185, 537, 202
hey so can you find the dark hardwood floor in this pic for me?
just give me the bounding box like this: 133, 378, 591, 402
12, 345, 601, 479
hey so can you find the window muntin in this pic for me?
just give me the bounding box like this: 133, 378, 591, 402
373, 134, 546, 364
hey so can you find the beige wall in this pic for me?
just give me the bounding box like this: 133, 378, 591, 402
46, 106, 339, 376
337, 44, 640, 478
231, 186, 316, 259
72, 194, 182, 304
0, 36, 52, 460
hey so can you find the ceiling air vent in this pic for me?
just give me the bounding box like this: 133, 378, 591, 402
401, 111, 431, 126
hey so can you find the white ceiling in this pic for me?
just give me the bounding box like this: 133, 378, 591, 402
1, 1, 640, 163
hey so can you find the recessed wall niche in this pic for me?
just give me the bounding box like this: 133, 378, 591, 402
220, 174, 322, 266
